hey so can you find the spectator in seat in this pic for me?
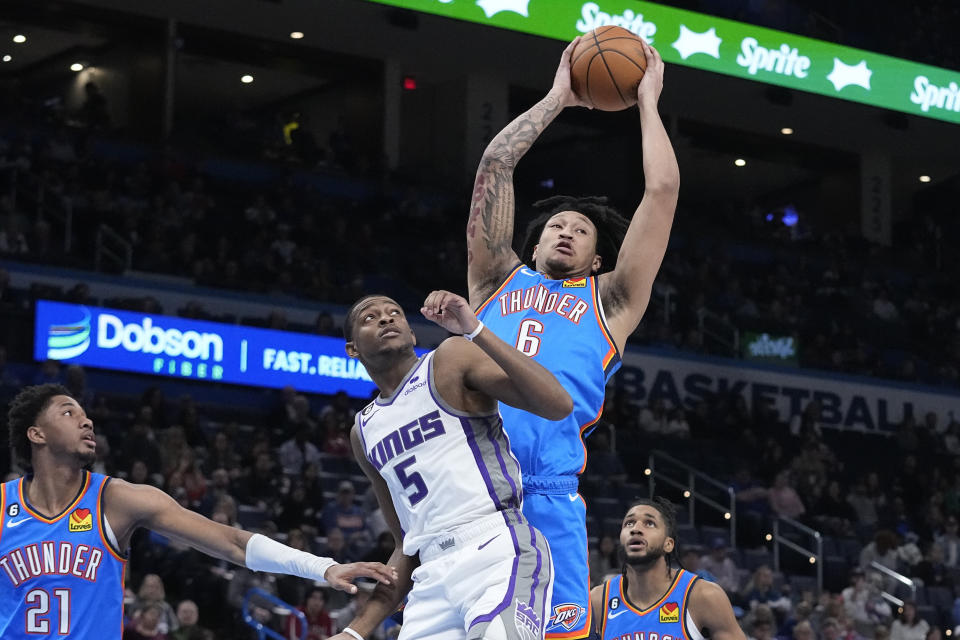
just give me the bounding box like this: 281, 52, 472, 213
769, 470, 806, 520
890, 602, 929, 640
130, 574, 179, 635
860, 530, 900, 572
170, 600, 211, 640
842, 567, 892, 637
279, 426, 322, 476
124, 603, 167, 640
743, 566, 791, 621
936, 516, 960, 567
286, 587, 335, 640
321, 481, 367, 544
700, 536, 741, 595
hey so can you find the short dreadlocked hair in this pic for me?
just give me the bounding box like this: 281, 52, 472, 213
7, 384, 72, 469
518, 195, 630, 275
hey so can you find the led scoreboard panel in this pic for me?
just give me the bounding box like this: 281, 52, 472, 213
364, 0, 960, 125
34, 300, 407, 398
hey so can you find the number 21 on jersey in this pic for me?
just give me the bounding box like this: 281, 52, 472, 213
515, 319, 543, 356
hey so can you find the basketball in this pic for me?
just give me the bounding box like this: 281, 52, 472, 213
570, 26, 648, 111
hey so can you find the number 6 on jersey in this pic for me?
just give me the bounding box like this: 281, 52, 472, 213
515, 319, 543, 356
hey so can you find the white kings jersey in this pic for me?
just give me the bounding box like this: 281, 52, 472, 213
354, 351, 523, 556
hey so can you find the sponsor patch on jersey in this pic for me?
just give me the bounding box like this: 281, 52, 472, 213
659, 601, 680, 623
562, 278, 587, 288
6, 502, 19, 517
69, 507, 93, 532
549, 603, 584, 631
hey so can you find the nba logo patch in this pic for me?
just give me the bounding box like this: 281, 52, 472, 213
562, 278, 587, 288
549, 603, 584, 631
69, 508, 93, 532
659, 602, 680, 623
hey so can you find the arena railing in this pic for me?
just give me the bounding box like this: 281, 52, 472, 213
646, 449, 736, 545
869, 560, 916, 608
242, 587, 307, 640
95, 223, 132, 273
771, 516, 823, 594
697, 307, 739, 357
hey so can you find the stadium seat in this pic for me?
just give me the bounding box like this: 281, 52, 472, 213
743, 548, 772, 570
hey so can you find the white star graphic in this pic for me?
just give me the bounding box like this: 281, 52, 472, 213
826, 58, 872, 92
671, 25, 722, 60
475, 0, 530, 18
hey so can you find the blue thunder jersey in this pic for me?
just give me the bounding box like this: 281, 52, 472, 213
476, 265, 621, 477
0, 472, 126, 639
598, 570, 705, 640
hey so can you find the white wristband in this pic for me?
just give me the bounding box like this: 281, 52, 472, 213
344, 628, 365, 640
463, 321, 484, 341
244, 533, 337, 583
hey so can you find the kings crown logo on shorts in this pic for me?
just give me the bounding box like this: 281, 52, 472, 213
549, 603, 584, 631
514, 601, 541, 640
69, 508, 93, 533
562, 278, 587, 288
659, 602, 680, 623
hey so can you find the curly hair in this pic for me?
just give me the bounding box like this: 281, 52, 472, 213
7, 384, 72, 468
518, 195, 630, 275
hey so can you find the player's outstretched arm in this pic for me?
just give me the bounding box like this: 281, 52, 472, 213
600, 40, 680, 353
423, 290, 573, 420
688, 580, 748, 640
467, 37, 590, 308
104, 480, 397, 593
331, 429, 418, 640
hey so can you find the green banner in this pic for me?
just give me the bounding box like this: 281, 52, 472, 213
363, 0, 960, 125
742, 331, 798, 365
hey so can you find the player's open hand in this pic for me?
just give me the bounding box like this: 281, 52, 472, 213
421, 290, 480, 336
636, 39, 664, 108
324, 562, 398, 594
552, 37, 592, 109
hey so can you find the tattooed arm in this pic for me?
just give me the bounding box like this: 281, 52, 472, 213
467, 37, 590, 308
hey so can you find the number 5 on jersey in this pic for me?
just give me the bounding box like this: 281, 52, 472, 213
515, 319, 543, 356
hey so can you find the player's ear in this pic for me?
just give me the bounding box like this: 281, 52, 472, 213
532, 244, 539, 262
344, 341, 359, 359
591, 254, 602, 274
664, 536, 675, 554
27, 424, 45, 446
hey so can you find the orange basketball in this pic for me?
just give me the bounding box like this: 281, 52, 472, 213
570, 26, 648, 111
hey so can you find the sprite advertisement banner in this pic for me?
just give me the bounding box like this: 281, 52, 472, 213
364, 0, 960, 125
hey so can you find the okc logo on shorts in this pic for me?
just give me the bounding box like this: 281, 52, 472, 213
47, 308, 92, 360
69, 508, 93, 533
548, 603, 584, 631
659, 602, 680, 623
